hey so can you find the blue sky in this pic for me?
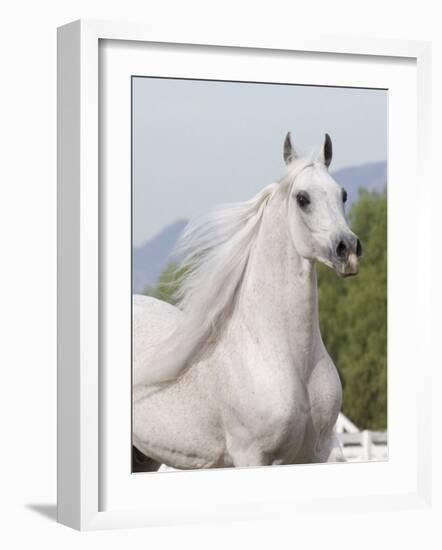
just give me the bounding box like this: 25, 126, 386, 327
133, 78, 387, 245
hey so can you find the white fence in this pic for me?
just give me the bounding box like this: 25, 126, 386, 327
338, 430, 388, 462
335, 413, 388, 462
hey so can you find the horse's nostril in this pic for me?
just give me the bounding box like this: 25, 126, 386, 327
356, 239, 362, 257
336, 241, 347, 258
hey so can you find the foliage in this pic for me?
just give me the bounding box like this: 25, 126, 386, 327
140, 262, 185, 304
143, 188, 387, 430
317, 187, 387, 430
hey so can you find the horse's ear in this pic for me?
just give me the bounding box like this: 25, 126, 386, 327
283, 132, 298, 165
323, 133, 333, 168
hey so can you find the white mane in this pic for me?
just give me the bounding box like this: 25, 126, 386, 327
175, 182, 278, 321
135, 158, 312, 387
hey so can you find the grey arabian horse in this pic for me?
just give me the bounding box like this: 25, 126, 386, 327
132, 133, 362, 471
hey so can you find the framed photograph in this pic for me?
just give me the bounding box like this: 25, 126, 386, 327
57, 19, 432, 530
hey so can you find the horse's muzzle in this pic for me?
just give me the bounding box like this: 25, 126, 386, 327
334, 237, 362, 277
341, 252, 359, 277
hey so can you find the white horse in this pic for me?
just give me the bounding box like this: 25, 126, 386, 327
132, 133, 362, 471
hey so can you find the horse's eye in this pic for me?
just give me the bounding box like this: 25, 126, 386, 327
342, 189, 348, 203
296, 191, 310, 208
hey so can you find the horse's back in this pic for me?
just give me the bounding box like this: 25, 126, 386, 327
133, 295, 183, 380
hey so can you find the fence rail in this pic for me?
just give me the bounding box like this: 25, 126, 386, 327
338, 430, 388, 462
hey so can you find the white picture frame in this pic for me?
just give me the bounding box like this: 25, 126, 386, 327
57, 19, 432, 531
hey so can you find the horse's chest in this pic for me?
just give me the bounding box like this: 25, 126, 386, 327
222, 355, 342, 462
222, 366, 305, 453
306, 357, 342, 434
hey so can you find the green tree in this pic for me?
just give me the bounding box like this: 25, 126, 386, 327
141, 262, 186, 305
317, 187, 387, 430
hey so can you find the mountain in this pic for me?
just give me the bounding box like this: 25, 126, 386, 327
132, 219, 187, 293
132, 161, 387, 292
332, 161, 386, 206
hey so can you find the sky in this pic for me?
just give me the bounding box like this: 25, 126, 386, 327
133, 77, 387, 246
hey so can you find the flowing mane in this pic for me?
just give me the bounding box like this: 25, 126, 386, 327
134, 158, 312, 387
174, 183, 278, 313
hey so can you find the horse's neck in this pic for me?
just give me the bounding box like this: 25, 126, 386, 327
237, 193, 321, 371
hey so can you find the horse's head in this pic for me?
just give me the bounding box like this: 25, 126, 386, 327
284, 132, 362, 277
